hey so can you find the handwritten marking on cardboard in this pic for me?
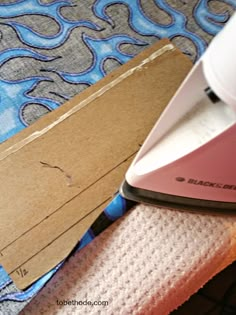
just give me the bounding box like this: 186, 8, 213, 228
40, 161, 73, 187
16, 268, 29, 278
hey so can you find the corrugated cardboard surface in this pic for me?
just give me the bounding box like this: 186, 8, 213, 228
0, 39, 192, 289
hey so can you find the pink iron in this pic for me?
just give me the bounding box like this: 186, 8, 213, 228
120, 14, 236, 212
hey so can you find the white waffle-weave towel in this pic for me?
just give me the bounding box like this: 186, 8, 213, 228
21, 204, 236, 315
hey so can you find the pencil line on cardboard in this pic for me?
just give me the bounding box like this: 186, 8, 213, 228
0, 151, 137, 253
9, 197, 111, 275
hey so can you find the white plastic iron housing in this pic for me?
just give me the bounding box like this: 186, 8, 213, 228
120, 13, 236, 211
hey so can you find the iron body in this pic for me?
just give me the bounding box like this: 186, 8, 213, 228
120, 14, 236, 212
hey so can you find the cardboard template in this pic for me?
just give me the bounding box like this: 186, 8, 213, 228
0, 39, 192, 289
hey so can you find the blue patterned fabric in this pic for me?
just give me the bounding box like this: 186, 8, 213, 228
0, 0, 235, 312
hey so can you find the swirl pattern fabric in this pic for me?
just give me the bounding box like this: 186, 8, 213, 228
0, 0, 235, 313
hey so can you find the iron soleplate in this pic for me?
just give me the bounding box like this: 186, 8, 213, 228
120, 180, 236, 214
